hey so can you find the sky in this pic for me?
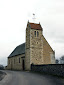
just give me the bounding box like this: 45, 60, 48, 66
0, 0, 64, 66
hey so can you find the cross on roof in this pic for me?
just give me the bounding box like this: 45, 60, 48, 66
32, 13, 36, 22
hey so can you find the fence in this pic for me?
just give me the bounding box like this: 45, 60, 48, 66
31, 64, 64, 77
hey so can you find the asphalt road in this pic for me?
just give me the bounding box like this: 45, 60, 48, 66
0, 70, 64, 85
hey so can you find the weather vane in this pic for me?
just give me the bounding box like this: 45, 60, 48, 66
33, 13, 36, 22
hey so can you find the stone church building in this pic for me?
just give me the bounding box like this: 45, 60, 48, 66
7, 21, 55, 70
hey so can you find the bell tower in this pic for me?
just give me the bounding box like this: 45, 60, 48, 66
29, 22, 43, 65
25, 21, 43, 70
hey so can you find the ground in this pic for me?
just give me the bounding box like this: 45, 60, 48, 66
0, 71, 6, 81
0, 70, 64, 85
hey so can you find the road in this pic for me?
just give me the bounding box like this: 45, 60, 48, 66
0, 70, 64, 85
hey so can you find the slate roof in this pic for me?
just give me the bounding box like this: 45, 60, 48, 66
8, 43, 25, 58
29, 23, 42, 30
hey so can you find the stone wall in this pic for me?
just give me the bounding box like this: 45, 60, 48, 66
42, 35, 55, 64
30, 29, 43, 65
7, 54, 25, 70
31, 64, 64, 77
25, 23, 31, 70
25, 49, 31, 70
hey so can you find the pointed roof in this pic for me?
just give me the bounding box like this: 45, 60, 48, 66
8, 43, 25, 58
29, 22, 42, 30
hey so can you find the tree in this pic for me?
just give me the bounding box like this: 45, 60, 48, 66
0, 65, 4, 70
56, 59, 59, 64
60, 55, 64, 64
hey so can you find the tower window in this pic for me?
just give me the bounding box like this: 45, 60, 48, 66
37, 42, 38, 44
37, 31, 39, 37
34, 31, 36, 37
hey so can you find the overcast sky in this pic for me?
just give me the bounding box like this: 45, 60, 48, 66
0, 0, 64, 66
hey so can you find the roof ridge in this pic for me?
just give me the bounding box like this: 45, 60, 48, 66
17, 43, 25, 47
29, 22, 40, 25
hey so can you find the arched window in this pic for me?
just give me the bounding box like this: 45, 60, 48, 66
37, 31, 39, 37
34, 31, 36, 37
19, 58, 20, 63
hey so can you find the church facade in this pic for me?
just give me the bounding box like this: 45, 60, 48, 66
7, 21, 55, 70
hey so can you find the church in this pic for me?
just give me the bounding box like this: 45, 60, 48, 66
7, 21, 55, 70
